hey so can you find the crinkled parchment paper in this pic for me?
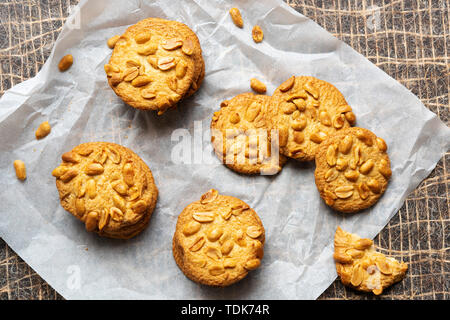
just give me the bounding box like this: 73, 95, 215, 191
0, 0, 449, 300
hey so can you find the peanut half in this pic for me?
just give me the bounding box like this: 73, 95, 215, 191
229, 8, 244, 28
250, 78, 267, 93
35, 121, 51, 140
13, 160, 26, 181
252, 25, 264, 43
58, 54, 73, 72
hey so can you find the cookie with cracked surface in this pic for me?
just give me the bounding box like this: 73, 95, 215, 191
334, 227, 408, 295
267, 76, 356, 161
105, 18, 201, 113
173, 189, 265, 287
314, 127, 391, 213
211, 93, 287, 175
52, 142, 158, 239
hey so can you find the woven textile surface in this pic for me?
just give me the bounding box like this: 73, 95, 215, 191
0, 0, 448, 300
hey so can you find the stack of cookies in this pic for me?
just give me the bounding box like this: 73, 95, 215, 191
105, 18, 205, 115
52, 142, 158, 239
211, 76, 392, 214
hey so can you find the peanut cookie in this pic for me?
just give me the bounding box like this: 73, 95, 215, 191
173, 189, 265, 287
211, 93, 287, 175
267, 76, 356, 161
334, 227, 408, 295
314, 127, 391, 213
105, 18, 202, 113
52, 142, 158, 239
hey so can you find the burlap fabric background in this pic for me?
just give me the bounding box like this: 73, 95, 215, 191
0, 0, 448, 300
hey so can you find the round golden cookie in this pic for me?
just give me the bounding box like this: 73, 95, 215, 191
211, 93, 287, 175
267, 76, 356, 161
105, 18, 200, 113
52, 142, 158, 239
314, 127, 391, 213
173, 189, 265, 287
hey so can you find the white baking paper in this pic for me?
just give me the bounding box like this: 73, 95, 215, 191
0, 0, 449, 300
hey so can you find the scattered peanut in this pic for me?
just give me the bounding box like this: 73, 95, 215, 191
252, 25, 264, 43
35, 121, 51, 140
58, 54, 73, 72
13, 160, 26, 181
229, 8, 244, 28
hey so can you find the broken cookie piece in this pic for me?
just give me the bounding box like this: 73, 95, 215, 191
333, 226, 408, 295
